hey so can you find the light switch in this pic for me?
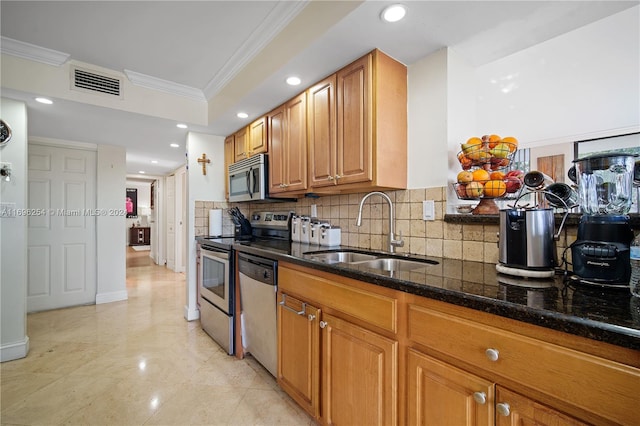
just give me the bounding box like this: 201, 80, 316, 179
423, 200, 435, 221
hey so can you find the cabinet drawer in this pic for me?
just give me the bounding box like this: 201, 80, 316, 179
408, 303, 640, 425
279, 266, 397, 333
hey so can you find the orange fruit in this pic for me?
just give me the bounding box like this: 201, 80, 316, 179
457, 171, 473, 184
489, 171, 505, 180
488, 134, 502, 148
472, 169, 490, 182
484, 180, 507, 197
501, 136, 518, 152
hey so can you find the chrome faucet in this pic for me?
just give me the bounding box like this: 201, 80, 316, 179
356, 191, 404, 253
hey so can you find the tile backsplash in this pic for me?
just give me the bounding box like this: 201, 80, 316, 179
195, 186, 585, 264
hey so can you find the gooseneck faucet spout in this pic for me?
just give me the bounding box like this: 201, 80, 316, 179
356, 191, 404, 253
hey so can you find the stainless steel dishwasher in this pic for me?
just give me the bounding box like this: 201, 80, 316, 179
238, 252, 277, 376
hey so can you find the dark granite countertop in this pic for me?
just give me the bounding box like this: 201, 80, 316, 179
231, 241, 640, 351
445, 212, 640, 227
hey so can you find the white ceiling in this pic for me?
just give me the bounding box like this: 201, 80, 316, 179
1, 1, 637, 175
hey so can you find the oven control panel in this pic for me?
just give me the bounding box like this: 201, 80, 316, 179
250, 211, 292, 230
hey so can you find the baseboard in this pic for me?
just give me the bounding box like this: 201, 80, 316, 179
184, 304, 200, 321
96, 290, 128, 304
1, 336, 30, 362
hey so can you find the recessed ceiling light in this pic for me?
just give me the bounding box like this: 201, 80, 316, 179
170, 143, 180, 148
176, 123, 188, 129
286, 76, 301, 86
381, 4, 407, 23
138, 170, 146, 174
237, 112, 249, 119
151, 160, 158, 164
35, 97, 53, 104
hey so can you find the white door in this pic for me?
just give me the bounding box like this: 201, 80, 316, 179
166, 174, 175, 270
27, 144, 97, 312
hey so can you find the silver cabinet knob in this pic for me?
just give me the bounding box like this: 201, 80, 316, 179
496, 402, 511, 417
335, 174, 341, 179
472, 392, 487, 405
319, 321, 328, 329
328, 176, 334, 181
485, 348, 499, 362
308, 314, 316, 321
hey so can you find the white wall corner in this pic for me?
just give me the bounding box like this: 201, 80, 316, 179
0, 336, 30, 363
95, 291, 128, 305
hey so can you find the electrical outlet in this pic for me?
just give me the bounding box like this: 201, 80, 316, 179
423, 200, 435, 221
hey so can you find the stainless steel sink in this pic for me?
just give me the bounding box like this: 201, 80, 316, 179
303, 250, 438, 272
303, 250, 378, 264
350, 257, 436, 271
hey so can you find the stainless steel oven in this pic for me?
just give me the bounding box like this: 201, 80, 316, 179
199, 244, 234, 355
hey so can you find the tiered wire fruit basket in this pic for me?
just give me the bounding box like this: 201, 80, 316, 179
452, 134, 524, 215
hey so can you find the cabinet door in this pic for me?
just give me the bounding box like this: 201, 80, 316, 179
321, 312, 397, 426
249, 116, 268, 155
407, 349, 493, 426
284, 92, 307, 192
336, 53, 372, 185
495, 387, 587, 426
268, 105, 286, 194
234, 126, 248, 162
277, 292, 320, 419
308, 75, 337, 188
224, 135, 235, 199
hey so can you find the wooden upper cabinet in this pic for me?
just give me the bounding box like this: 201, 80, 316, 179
268, 105, 286, 194
224, 135, 235, 199
230, 115, 268, 164
336, 53, 371, 186
310, 49, 407, 193
268, 92, 307, 195
233, 126, 248, 163
249, 115, 268, 156
308, 75, 337, 188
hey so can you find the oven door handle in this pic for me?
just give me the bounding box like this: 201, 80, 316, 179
279, 293, 306, 316
201, 248, 230, 261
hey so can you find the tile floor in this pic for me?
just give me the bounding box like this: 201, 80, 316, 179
1, 248, 313, 425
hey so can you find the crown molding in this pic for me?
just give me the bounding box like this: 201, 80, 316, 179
203, 0, 309, 99
124, 70, 206, 102
1, 36, 70, 66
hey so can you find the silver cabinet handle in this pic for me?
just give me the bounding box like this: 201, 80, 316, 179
319, 321, 328, 328
496, 402, 511, 417
472, 392, 487, 405
279, 294, 306, 316
335, 174, 341, 180
308, 314, 316, 321
485, 348, 499, 362
328, 176, 334, 181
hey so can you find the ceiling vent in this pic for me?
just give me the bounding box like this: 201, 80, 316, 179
72, 67, 122, 97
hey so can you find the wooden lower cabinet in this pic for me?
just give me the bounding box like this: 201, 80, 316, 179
277, 292, 320, 419
321, 312, 398, 426
277, 264, 640, 426
495, 386, 587, 426
407, 349, 493, 426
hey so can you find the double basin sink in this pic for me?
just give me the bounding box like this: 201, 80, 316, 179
303, 249, 438, 272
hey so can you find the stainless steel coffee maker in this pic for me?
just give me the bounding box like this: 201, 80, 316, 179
497, 172, 573, 278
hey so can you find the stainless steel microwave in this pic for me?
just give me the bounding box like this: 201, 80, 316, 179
228, 154, 268, 202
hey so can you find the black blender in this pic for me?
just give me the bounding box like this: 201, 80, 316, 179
569, 153, 637, 287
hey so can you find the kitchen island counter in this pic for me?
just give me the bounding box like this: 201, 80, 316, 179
233, 242, 640, 351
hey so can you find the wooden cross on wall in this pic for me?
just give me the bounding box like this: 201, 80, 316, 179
197, 153, 211, 175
